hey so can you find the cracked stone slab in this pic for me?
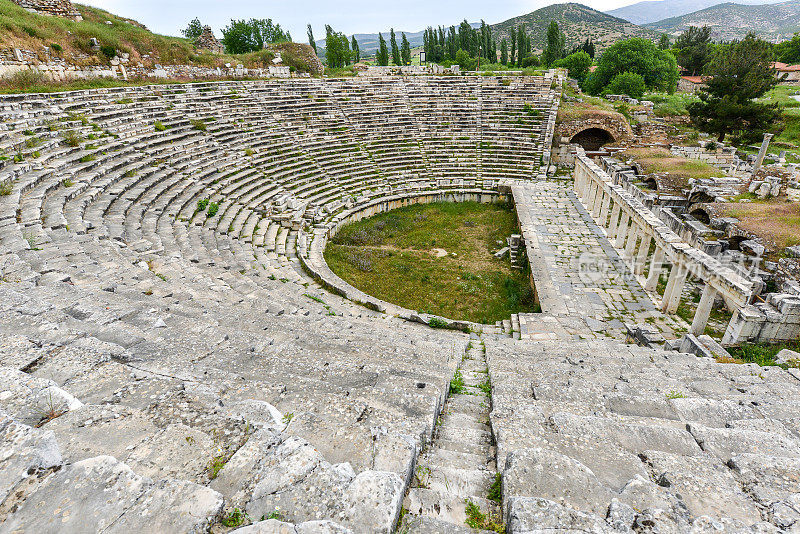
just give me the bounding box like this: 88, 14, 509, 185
0, 455, 223, 533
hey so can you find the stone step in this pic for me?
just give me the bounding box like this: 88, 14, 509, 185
399, 515, 494, 534
438, 412, 491, 433
404, 487, 499, 526
427, 466, 496, 498
420, 447, 495, 472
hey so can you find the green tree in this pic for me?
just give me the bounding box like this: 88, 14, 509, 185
500, 38, 508, 65
688, 33, 781, 142
307, 24, 317, 54
584, 37, 678, 95
351, 36, 360, 63
605, 71, 646, 98
324, 25, 351, 68
775, 32, 800, 63
221, 19, 290, 54
541, 21, 566, 67
401, 33, 411, 65
390, 29, 401, 66
675, 26, 712, 76
182, 18, 204, 41
455, 48, 477, 70
553, 50, 592, 82
658, 33, 670, 50
377, 33, 389, 66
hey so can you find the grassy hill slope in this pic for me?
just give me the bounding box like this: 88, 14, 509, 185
646, 0, 800, 41
490, 3, 658, 53
0, 1, 321, 73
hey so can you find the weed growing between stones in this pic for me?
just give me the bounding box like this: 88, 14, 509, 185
428, 317, 448, 329
665, 390, 685, 400
153, 121, 166, 131
190, 119, 207, 131
207, 202, 219, 218
221, 508, 249, 527
488, 473, 502, 504
464, 499, 504, 532
0, 180, 11, 196
197, 198, 209, 212
449, 370, 465, 395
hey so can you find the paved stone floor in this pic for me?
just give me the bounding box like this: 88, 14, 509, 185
512, 180, 683, 340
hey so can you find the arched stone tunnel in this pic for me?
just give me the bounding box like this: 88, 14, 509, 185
569, 127, 616, 151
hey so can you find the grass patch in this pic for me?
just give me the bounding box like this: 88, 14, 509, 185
644, 92, 699, 117
727, 341, 800, 367
720, 201, 800, 251
206, 202, 219, 217
324, 201, 538, 323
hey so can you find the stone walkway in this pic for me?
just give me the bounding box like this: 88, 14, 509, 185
512, 180, 682, 340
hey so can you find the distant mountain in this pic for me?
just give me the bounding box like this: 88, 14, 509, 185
607, 0, 782, 25
490, 3, 657, 53
645, 0, 800, 41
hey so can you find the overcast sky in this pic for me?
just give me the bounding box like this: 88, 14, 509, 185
80, 0, 636, 40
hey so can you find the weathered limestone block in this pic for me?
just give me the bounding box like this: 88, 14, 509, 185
640, 450, 762, 523
506, 497, 614, 533
0, 455, 223, 533
0, 366, 83, 426
0, 410, 62, 504
502, 447, 616, 515
688, 424, 800, 459
212, 433, 404, 533
230, 519, 353, 533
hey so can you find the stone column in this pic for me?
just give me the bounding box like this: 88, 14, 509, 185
690, 283, 719, 336
661, 264, 688, 314
645, 246, 665, 292
592, 188, 604, 219
635, 234, 652, 276
752, 133, 774, 177
599, 193, 611, 229
615, 213, 630, 249
624, 222, 640, 260
608, 203, 621, 240
587, 182, 599, 212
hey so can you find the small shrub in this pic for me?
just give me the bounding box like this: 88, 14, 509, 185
245, 148, 254, 157
50, 43, 63, 53
464, 500, 504, 532
0, 181, 12, 196
79, 154, 96, 163
604, 71, 646, 100
206, 202, 219, 217
488, 473, 502, 503
154, 121, 166, 131
62, 130, 83, 147
197, 198, 209, 211
190, 119, 207, 131
429, 317, 449, 329
221, 508, 249, 528
99, 45, 117, 59
62, 178, 74, 188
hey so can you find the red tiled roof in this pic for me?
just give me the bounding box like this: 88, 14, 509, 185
681, 76, 706, 84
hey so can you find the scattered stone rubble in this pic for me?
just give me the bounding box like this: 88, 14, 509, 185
0, 75, 799, 533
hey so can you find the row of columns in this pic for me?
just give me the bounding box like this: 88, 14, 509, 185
573, 159, 720, 336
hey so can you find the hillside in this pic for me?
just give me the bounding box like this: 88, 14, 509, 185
645, 0, 800, 41
490, 3, 658, 53
608, 0, 783, 25
316, 24, 481, 57
0, 0, 321, 74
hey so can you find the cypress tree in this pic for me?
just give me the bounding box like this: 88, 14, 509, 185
500, 39, 508, 65
390, 28, 401, 66
307, 24, 316, 53
377, 33, 389, 66
510, 30, 517, 67
401, 32, 412, 65
351, 36, 360, 63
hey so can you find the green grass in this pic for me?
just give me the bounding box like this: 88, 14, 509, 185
487, 473, 502, 504
324, 201, 538, 323
644, 92, 699, 117
727, 341, 800, 368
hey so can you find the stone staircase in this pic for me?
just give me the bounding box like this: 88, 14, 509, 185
494, 314, 521, 339
402, 336, 502, 532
